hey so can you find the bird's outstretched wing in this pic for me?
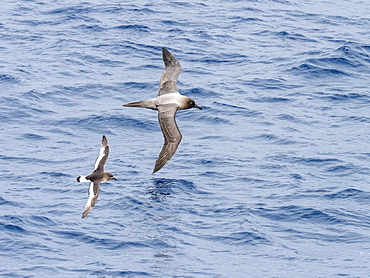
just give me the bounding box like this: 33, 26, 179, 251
94, 135, 109, 171
82, 180, 101, 218
153, 104, 182, 173
158, 48, 182, 96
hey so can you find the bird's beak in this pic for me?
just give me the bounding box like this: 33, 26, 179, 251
195, 104, 202, 110
112, 177, 117, 180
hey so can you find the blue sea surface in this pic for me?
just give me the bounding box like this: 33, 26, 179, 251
1, 0, 370, 277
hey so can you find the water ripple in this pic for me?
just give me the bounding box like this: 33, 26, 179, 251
2, 0, 370, 277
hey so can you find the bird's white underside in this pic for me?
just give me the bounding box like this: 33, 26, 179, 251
83, 182, 96, 211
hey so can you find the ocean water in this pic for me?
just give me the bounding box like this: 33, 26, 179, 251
1, 0, 370, 277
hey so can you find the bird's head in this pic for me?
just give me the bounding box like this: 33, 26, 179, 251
104, 172, 117, 181
184, 97, 202, 110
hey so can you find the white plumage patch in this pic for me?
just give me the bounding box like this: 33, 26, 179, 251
94, 144, 107, 171
82, 182, 97, 218
85, 182, 95, 208
77, 175, 89, 183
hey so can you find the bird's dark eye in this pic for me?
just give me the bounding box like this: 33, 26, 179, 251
189, 101, 194, 105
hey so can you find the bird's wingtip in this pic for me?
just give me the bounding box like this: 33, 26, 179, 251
102, 135, 108, 145
82, 209, 90, 219
152, 166, 160, 174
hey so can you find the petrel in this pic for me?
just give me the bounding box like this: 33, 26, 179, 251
123, 47, 202, 173
77, 135, 116, 218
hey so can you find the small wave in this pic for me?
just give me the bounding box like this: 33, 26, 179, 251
115, 24, 150, 33
76, 24, 105, 32
307, 57, 356, 68
255, 134, 298, 145
230, 15, 263, 23
0, 197, 8, 206
276, 114, 303, 123
21, 133, 48, 140
39, 172, 70, 178
270, 154, 342, 166
336, 45, 370, 65
53, 114, 157, 134
191, 113, 230, 125
253, 30, 316, 42
78, 54, 126, 67
29, 215, 57, 227
202, 53, 249, 65
22, 89, 79, 108
324, 164, 357, 176
185, 87, 219, 97
289, 63, 350, 78
242, 78, 301, 91
210, 231, 270, 246
0, 197, 12, 206
0, 197, 24, 207
318, 92, 370, 102
97, 5, 156, 15
200, 171, 229, 179
213, 102, 262, 118
1, 223, 28, 234
276, 31, 317, 42
48, 128, 74, 136
90, 270, 151, 277
252, 205, 341, 225
51, 229, 171, 250
147, 180, 175, 201
118, 81, 156, 93
324, 188, 370, 201
343, 115, 370, 123
146, 178, 198, 201
289, 43, 370, 79
1, 215, 29, 235
248, 96, 291, 103
0, 74, 21, 84
45, 5, 92, 16
0, 154, 50, 164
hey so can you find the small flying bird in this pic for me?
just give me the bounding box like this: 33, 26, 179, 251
123, 47, 202, 173
77, 135, 116, 218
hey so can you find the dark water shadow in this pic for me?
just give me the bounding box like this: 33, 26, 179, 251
146, 178, 176, 201
146, 178, 196, 201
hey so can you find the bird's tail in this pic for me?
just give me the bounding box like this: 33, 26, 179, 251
122, 100, 147, 108
77, 175, 89, 183
122, 100, 156, 110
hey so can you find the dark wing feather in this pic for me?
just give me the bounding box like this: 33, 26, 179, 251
153, 104, 182, 173
158, 48, 182, 96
